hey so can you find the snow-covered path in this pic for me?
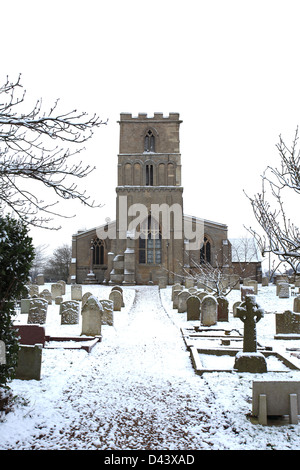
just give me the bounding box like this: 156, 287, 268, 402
2, 285, 300, 450
0, 287, 214, 450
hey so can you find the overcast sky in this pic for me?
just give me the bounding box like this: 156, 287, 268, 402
1, 0, 300, 259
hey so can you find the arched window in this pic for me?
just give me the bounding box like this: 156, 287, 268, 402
92, 238, 105, 265
146, 164, 154, 186
200, 237, 211, 264
139, 216, 162, 265
144, 130, 155, 152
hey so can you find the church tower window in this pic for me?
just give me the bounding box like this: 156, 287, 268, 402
200, 237, 211, 264
144, 130, 155, 152
146, 164, 154, 186
139, 216, 162, 265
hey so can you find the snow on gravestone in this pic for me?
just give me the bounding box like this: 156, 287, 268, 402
81, 295, 103, 336
109, 290, 122, 311
60, 301, 80, 325
27, 298, 48, 324
201, 295, 217, 326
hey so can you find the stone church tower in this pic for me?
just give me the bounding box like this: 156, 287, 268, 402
69, 112, 232, 285
111, 112, 184, 284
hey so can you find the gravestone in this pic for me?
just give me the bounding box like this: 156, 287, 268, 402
40, 289, 52, 305
51, 283, 63, 300
21, 298, 31, 314
109, 290, 122, 311
27, 298, 48, 324
241, 286, 254, 301
188, 287, 198, 295
172, 289, 182, 309
36, 274, 44, 286
28, 284, 39, 297
294, 296, 300, 313
15, 344, 42, 380
60, 301, 80, 325
81, 295, 103, 336
276, 310, 300, 335
201, 295, 217, 326
217, 296, 229, 322
187, 295, 201, 321
0, 340, 5, 365
55, 296, 63, 305
262, 276, 269, 287
172, 284, 183, 301
233, 301, 242, 317
178, 290, 191, 313
57, 280, 66, 295
99, 300, 114, 326
111, 286, 124, 307
234, 295, 267, 373
71, 284, 82, 301
185, 278, 194, 289
197, 291, 209, 302
278, 282, 290, 299
82, 291, 93, 307
247, 280, 258, 294
158, 277, 167, 289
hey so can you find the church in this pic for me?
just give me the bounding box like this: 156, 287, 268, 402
69, 113, 258, 285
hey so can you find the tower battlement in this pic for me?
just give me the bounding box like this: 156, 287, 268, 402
119, 112, 181, 122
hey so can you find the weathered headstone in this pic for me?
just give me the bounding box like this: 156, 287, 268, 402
60, 301, 80, 325
71, 284, 82, 301
15, 344, 42, 380
234, 295, 267, 373
111, 286, 124, 306
262, 276, 269, 287
201, 295, 217, 326
82, 291, 93, 307
294, 296, 300, 313
276, 310, 300, 335
21, 298, 31, 314
28, 284, 39, 297
278, 282, 290, 299
217, 296, 229, 322
36, 274, 44, 286
178, 290, 191, 313
99, 300, 114, 326
172, 284, 183, 301
109, 290, 122, 311
241, 286, 254, 301
185, 278, 194, 289
232, 301, 242, 317
172, 289, 182, 309
57, 280, 66, 295
55, 296, 63, 305
51, 283, 63, 300
187, 295, 201, 321
81, 295, 103, 336
27, 298, 48, 324
40, 289, 52, 305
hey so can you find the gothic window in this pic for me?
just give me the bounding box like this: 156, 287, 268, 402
139, 216, 162, 265
144, 130, 155, 152
200, 237, 211, 264
146, 164, 154, 186
92, 238, 105, 265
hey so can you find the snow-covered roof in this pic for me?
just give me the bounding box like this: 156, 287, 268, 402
229, 237, 262, 263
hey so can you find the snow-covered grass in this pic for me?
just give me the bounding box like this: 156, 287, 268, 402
1, 282, 300, 450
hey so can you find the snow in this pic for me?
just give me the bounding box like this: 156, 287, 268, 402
1, 283, 300, 450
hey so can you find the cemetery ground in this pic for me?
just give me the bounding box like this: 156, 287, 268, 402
1, 283, 300, 450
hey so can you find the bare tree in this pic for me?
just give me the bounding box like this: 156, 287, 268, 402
0, 75, 106, 228
245, 127, 300, 274
44, 244, 72, 282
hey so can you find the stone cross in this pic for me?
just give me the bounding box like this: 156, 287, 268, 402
235, 294, 264, 353
234, 294, 267, 373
